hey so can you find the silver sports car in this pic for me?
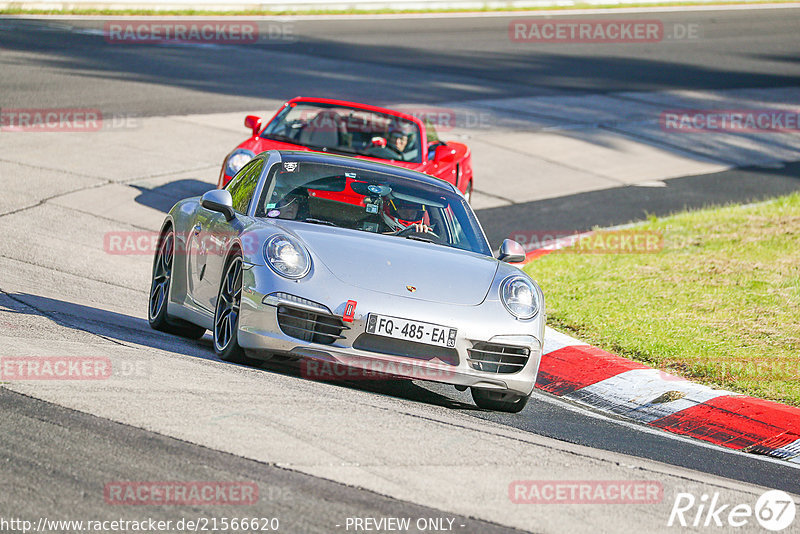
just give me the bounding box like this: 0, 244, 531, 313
149, 150, 545, 412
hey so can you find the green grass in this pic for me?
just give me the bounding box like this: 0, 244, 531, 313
525, 193, 800, 406
0, 0, 795, 16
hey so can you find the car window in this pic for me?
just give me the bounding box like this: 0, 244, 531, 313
261, 102, 423, 163
255, 161, 492, 256
226, 158, 264, 215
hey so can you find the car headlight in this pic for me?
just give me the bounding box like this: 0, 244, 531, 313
500, 276, 539, 319
264, 234, 311, 279
225, 149, 255, 177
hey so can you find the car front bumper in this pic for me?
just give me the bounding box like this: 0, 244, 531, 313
237, 264, 544, 396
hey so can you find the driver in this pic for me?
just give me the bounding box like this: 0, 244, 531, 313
381, 198, 433, 235
387, 130, 409, 154
369, 127, 415, 161
270, 191, 307, 220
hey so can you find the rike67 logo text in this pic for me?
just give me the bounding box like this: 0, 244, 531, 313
668, 490, 796, 531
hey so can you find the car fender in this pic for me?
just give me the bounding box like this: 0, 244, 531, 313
443, 142, 470, 190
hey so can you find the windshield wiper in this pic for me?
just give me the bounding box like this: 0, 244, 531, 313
302, 218, 338, 227
261, 133, 299, 144
402, 235, 436, 244
303, 144, 360, 156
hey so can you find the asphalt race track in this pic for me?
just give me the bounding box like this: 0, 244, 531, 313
3, 8, 800, 115
1, 6, 800, 533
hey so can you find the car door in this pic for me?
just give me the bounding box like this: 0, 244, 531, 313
427, 141, 458, 186
190, 158, 265, 313
185, 204, 212, 309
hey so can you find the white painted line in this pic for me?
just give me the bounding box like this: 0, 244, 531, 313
565, 368, 738, 423
772, 438, 800, 460
543, 326, 589, 355
532, 389, 800, 471
5, 3, 800, 20
632, 180, 668, 188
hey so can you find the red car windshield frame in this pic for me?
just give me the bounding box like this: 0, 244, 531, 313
261, 102, 423, 164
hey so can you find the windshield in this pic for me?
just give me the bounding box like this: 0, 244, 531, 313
261, 102, 423, 163
255, 161, 491, 256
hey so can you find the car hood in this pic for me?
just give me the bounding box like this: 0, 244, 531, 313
239, 137, 423, 171
285, 223, 498, 306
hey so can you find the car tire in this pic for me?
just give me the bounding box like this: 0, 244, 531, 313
213, 252, 259, 365
464, 181, 473, 204
471, 388, 530, 413
148, 228, 207, 340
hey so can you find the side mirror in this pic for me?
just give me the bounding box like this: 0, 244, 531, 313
201, 189, 235, 221
244, 115, 262, 136
433, 143, 456, 163
497, 239, 526, 263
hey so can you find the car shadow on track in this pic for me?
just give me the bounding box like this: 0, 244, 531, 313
259, 358, 480, 411
0, 291, 218, 361
2, 291, 477, 411
131, 179, 215, 213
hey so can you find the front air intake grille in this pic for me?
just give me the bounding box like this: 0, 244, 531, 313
467, 342, 530, 374
352, 334, 459, 366
277, 306, 348, 345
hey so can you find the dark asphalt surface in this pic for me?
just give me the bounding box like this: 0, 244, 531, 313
1, 9, 799, 115
0, 388, 523, 534
324, 375, 800, 495
2, 7, 800, 528
479, 160, 800, 246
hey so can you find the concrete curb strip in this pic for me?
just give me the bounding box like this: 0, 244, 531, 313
538, 326, 800, 464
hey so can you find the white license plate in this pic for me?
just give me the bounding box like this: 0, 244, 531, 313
365, 314, 457, 348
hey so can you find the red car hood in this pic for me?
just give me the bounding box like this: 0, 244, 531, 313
238, 137, 424, 172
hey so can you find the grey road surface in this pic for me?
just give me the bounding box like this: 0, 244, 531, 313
2, 7, 800, 533
1, 9, 799, 116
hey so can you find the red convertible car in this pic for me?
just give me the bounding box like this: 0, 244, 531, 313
218, 97, 474, 202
